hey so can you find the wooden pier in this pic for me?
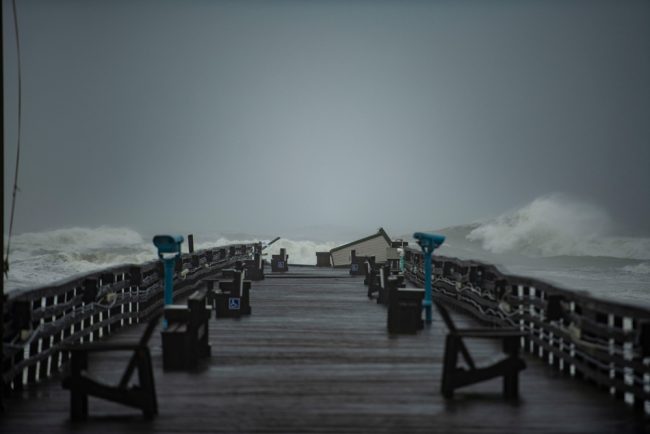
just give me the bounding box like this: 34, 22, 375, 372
1, 265, 647, 433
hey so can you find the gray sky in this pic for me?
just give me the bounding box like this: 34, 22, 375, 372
3, 0, 650, 240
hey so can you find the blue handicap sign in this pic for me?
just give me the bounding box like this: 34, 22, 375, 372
228, 297, 241, 310
351, 264, 359, 272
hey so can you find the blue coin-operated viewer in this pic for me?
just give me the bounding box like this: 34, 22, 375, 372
413, 232, 445, 325
153, 235, 184, 327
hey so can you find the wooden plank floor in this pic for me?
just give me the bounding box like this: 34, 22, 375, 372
2, 267, 647, 433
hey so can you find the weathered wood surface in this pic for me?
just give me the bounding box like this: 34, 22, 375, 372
404, 248, 650, 414
1, 243, 257, 391
1, 268, 646, 433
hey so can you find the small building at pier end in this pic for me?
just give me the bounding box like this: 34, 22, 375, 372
329, 227, 393, 267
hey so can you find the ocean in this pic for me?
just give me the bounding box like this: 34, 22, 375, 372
432, 195, 650, 306
4, 195, 649, 306
2, 226, 338, 293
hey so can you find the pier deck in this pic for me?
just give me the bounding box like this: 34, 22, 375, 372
1, 267, 645, 433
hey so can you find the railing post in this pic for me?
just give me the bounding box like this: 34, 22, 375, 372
83, 279, 99, 342
101, 272, 117, 334
636, 321, 650, 414
0, 292, 3, 412
129, 266, 142, 323
191, 253, 200, 269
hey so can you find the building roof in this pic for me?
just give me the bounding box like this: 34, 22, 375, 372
329, 227, 392, 254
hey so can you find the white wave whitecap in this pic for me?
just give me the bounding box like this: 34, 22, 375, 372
192, 237, 337, 266
5, 227, 154, 290
4, 227, 338, 291
262, 238, 338, 266
11, 226, 146, 252
466, 194, 650, 260
623, 263, 650, 275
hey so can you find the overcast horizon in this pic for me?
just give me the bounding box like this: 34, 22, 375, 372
3, 0, 650, 241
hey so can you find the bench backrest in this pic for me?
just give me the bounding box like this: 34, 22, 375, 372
119, 313, 162, 389
138, 312, 163, 347
188, 289, 208, 312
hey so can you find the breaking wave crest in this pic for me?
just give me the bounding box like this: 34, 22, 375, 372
466, 194, 650, 260
5, 227, 155, 290
623, 263, 650, 275
263, 238, 338, 266
192, 237, 337, 265
11, 226, 146, 251
4, 227, 337, 291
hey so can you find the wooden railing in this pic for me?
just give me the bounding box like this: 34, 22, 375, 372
403, 247, 650, 414
1, 242, 257, 392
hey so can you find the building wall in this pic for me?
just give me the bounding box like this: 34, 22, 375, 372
330, 235, 391, 267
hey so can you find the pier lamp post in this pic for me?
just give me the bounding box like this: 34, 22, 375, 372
153, 235, 184, 327
413, 232, 445, 325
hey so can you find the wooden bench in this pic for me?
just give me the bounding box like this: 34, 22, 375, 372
271, 248, 289, 272
349, 250, 366, 276
434, 300, 526, 400
376, 264, 405, 305
61, 313, 161, 420
362, 256, 375, 286
366, 262, 405, 304
161, 289, 211, 370
243, 252, 265, 281
207, 269, 252, 318
365, 259, 381, 299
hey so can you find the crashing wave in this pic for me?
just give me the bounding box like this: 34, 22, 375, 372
623, 262, 650, 275
4, 227, 338, 291
465, 194, 650, 260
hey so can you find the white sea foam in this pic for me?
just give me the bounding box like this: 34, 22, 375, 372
193, 236, 338, 265
466, 194, 650, 260
3, 227, 338, 291
623, 262, 650, 275
262, 238, 338, 266
5, 227, 155, 290
4, 210, 649, 301
194, 236, 337, 265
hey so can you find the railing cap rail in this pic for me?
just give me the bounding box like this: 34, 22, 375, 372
405, 246, 650, 318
